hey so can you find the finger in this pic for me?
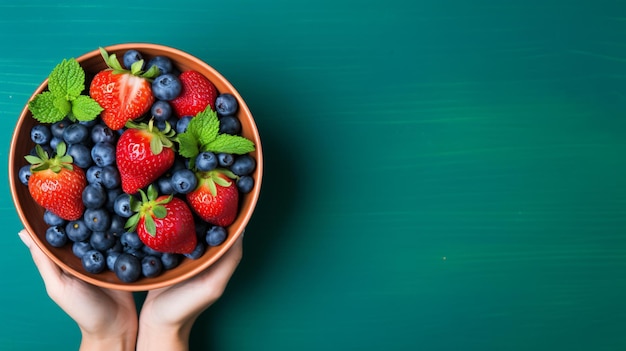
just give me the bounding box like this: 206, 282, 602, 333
18, 229, 64, 289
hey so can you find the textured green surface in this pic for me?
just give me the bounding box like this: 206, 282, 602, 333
1, 1, 625, 350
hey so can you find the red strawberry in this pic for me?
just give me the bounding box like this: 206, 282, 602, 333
126, 186, 197, 254
170, 70, 217, 117
186, 169, 239, 226
116, 120, 175, 194
89, 48, 160, 130
26, 143, 86, 221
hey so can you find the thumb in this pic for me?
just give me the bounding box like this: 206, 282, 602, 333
18, 229, 63, 286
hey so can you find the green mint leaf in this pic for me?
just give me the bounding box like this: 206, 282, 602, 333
195, 109, 220, 145
28, 91, 67, 123
71, 95, 103, 121
177, 131, 200, 159
53, 95, 71, 116
48, 58, 84, 100
204, 134, 255, 154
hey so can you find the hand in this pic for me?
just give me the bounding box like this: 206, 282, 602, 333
19, 229, 137, 351
137, 235, 244, 351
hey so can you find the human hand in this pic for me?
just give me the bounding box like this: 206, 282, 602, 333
18, 229, 137, 351
136, 235, 244, 351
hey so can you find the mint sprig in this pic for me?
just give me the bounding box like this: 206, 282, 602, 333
177, 107, 255, 168
28, 58, 103, 123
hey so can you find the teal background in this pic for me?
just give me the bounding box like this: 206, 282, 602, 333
1, 1, 625, 350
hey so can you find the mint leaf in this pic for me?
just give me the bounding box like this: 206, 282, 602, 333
204, 134, 255, 154
188, 109, 219, 145
48, 58, 84, 100
28, 91, 66, 123
177, 132, 200, 159
53, 95, 71, 116
72, 95, 103, 121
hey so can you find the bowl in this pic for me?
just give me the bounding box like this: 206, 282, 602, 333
8, 43, 263, 291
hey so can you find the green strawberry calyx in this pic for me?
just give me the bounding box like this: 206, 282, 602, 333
99, 47, 160, 80
125, 184, 172, 237
24, 142, 74, 173
196, 169, 237, 196
125, 119, 176, 155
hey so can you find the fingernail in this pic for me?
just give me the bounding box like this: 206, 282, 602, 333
18, 230, 31, 248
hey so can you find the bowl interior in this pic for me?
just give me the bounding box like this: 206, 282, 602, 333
9, 43, 262, 291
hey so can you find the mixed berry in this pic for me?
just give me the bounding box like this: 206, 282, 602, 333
18, 47, 257, 283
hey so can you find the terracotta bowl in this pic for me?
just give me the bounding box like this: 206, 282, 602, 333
9, 43, 263, 291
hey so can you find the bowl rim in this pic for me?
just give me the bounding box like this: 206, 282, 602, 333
9, 43, 263, 291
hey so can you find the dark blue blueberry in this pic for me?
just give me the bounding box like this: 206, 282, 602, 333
91, 142, 116, 167
206, 226, 227, 246
176, 116, 193, 133
184, 241, 206, 260
106, 251, 121, 271
18, 165, 31, 185
195, 151, 218, 171
106, 188, 123, 212
125, 247, 146, 259
44, 210, 65, 227
152, 74, 182, 101
82, 249, 106, 274
49, 136, 63, 150
82, 183, 107, 209
237, 175, 255, 194
142, 245, 163, 257
217, 153, 234, 167
45, 226, 68, 247
171, 169, 197, 194
66, 220, 92, 242
68, 143, 93, 169
160, 253, 181, 270
151, 100, 173, 121
91, 124, 117, 144
218, 116, 241, 135
29, 144, 53, 157
72, 241, 93, 258
90, 230, 116, 251
141, 255, 163, 278
63, 123, 89, 144
101, 165, 121, 189
30, 124, 52, 145
147, 55, 173, 75
156, 176, 175, 195
113, 193, 132, 218
86, 166, 104, 184
107, 239, 123, 253
121, 231, 143, 250
108, 216, 126, 238
230, 154, 256, 176
50, 118, 71, 138
215, 93, 238, 116
123, 50, 144, 70
79, 119, 98, 128
114, 253, 142, 283
84, 208, 111, 232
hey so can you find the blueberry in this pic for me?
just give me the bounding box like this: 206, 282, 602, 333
86, 166, 104, 184
147, 55, 173, 75
29, 144, 53, 157
217, 153, 234, 167
51, 118, 71, 138
82, 183, 107, 209
121, 231, 143, 250
18, 165, 31, 185
91, 124, 116, 144
50, 136, 63, 150
237, 175, 255, 194
123, 49, 144, 70
30, 125, 52, 145
108, 216, 126, 237
101, 165, 121, 189
230, 154, 256, 176
142, 245, 163, 257
171, 169, 197, 194
206, 226, 227, 246
45, 226, 68, 247
90, 230, 117, 251
107, 239, 123, 253
63, 123, 89, 144
184, 241, 206, 260
113, 193, 132, 217
91, 142, 116, 167
151, 100, 173, 121
156, 176, 175, 195
68, 143, 93, 169
66, 220, 92, 242
219, 116, 241, 135
44, 210, 65, 227
114, 253, 142, 283
160, 253, 181, 270
155, 116, 177, 132
79, 119, 98, 128
125, 247, 146, 259
195, 151, 218, 171
84, 208, 111, 232
106, 188, 123, 212
152, 74, 182, 101
215, 93, 238, 116
141, 255, 163, 278
82, 250, 106, 274
106, 251, 121, 271
72, 241, 93, 258
176, 116, 193, 133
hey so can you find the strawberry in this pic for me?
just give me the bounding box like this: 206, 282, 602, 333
116, 120, 176, 194
170, 70, 217, 117
186, 169, 239, 226
89, 48, 160, 130
25, 143, 86, 221
126, 185, 197, 254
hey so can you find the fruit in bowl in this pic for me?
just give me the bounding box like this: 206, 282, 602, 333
9, 43, 262, 291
